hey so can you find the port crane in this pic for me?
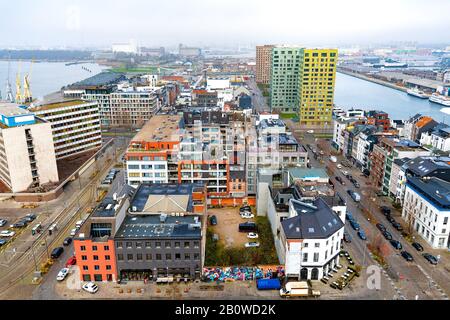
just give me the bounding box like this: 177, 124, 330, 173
15, 61, 22, 102
23, 59, 34, 103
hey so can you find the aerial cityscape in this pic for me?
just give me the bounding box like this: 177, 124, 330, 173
0, 0, 449, 308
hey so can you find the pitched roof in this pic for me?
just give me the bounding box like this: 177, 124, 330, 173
281, 198, 344, 239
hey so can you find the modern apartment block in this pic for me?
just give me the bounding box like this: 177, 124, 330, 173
269, 46, 302, 113
298, 48, 338, 127
125, 111, 255, 205
256, 45, 274, 84
0, 103, 59, 192
64, 72, 162, 127
29, 99, 102, 160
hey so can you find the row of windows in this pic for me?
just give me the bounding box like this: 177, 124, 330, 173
116, 241, 200, 249
117, 252, 200, 261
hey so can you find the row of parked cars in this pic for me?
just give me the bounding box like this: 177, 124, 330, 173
0, 214, 37, 244
102, 169, 119, 185
346, 212, 367, 240
378, 206, 439, 264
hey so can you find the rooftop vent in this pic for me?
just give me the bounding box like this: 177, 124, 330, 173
160, 213, 168, 223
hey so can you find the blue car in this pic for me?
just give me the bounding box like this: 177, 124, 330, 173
357, 230, 367, 240
349, 220, 360, 231
345, 212, 353, 220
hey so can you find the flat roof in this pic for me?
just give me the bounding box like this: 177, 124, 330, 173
130, 183, 203, 213
132, 114, 181, 142
287, 167, 329, 180
115, 214, 201, 239
0, 103, 30, 116
67, 72, 126, 88
30, 99, 89, 112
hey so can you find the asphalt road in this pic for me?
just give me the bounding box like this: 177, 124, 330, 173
247, 79, 270, 113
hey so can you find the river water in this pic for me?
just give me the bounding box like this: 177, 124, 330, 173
334, 72, 448, 124
0, 60, 108, 101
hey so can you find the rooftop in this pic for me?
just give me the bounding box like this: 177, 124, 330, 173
0, 103, 30, 116
407, 176, 450, 209
287, 167, 329, 180
259, 118, 286, 130
130, 183, 204, 213
115, 214, 201, 239
404, 156, 450, 177
131, 114, 181, 143
93, 185, 135, 218
29, 99, 89, 112
67, 72, 127, 89
281, 198, 344, 239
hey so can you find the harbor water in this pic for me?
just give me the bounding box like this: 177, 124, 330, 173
0, 60, 108, 101
335, 72, 448, 124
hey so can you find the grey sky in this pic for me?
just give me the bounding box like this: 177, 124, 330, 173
1, 0, 449, 49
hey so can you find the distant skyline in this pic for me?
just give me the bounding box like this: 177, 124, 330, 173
1, 0, 449, 49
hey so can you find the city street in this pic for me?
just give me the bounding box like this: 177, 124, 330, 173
296, 130, 449, 300
247, 79, 270, 113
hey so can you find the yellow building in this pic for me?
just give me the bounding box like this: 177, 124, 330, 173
298, 48, 338, 127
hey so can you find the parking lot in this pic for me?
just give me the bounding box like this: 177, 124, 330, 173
207, 207, 255, 248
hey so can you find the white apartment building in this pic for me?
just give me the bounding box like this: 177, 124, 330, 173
420, 126, 450, 152
30, 100, 102, 160
0, 103, 59, 192
278, 198, 345, 280
402, 176, 450, 249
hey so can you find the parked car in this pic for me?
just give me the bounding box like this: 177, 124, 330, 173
382, 231, 393, 240
10, 221, 27, 229
0, 239, 7, 246
70, 228, 77, 237
376, 223, 386, 232
239, 206, 251, 213
357, 230, 367, 240
345, 212, 353, 221
380, 206, 391, 215
66, 256, 77, 267
390, 240, 402, 250
336, 164, 342, 169
209, 215, 217, 226
82, 282, 99, 294
56, 268, 70, 281
412, 242, 424, 252
245, 242, 260, 248
349, 220, 360, 231
387, 216, 396, 224
63, 237, 73, 246
240, 212, 255, 219
392, 222, 403, 231
353, 181, 360, 188
50, 247, 64, 259
401, 251, 414, 262
247, 232, 259, 239
0, 230, 15, 237
343, 231, 352, 243
335, 176, 344, 185
24, 214, 37, 222
422, 253, 438, 265
0, 219, 8, 227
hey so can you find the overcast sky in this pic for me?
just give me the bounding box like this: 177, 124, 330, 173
1, 0, 449, 49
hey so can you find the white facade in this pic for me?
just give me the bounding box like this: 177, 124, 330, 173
112, 40, 138, 54
332, 119, 348, 151
127, 160, 168, 187
402, 183, 450, 249
206, 78, 231, 91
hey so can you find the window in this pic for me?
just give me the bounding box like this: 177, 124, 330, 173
184, 242, 190, 248
184, 253, 190, 260
314, 243, 320, 248
136, 242, 142, 248
302, 253, 308, 262
156, 242, 161, 248
93, 255, 99, 261
127, 254, 133, 261
80, 246, 86, 251
194, 253, 200, 260
82, 265, 88, 271
117, 254, 124, 261
94, 265, 100, 270
81, 255, 87, 261
105, 255, 110, 260
106, 265, 111, 270
146, 254, 152, 261
166, 253, 172, 260
104, 245, 109, 251
137, 253, 143, 261
156, 254, 162, 260
145, 242, 151, 248
175, 253, 181, 260
444, 217, 448, 225
303, 243, 308, 248
313, 252, 319, 262
194, 241, 199, 248
165, 242, 171, 248
116, 242, 123, 248
92, 246, 98, 251
175, 242, 180, 248
126, 242, 132, 248
94, 274, 102, 282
